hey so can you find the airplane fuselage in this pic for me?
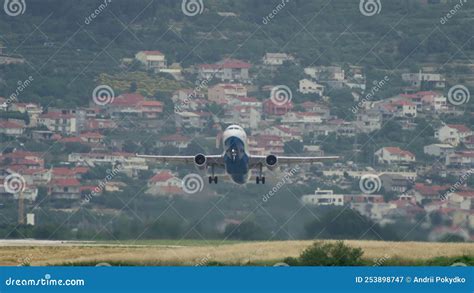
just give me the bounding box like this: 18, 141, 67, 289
222, 125, 251, 184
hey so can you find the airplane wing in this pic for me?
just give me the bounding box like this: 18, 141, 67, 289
249, 155, 339, 167
136, 154, 225, 166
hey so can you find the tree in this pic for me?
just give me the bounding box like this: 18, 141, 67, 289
284, 139, 304, 155
288, 241, 364, 266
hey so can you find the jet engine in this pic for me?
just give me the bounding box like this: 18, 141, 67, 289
265, 155, 278, 170
194, 154, 207, 170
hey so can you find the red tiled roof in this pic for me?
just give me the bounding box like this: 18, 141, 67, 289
199, 59, 252, 69
51, 178, 80, 187
415, 183, 449, 196
80, 132, 104, 139
111, 93, 145, 107
39, 112, 74, 119
150, 171, 175, 183
0, 121, 23, 129
160, 134, 190, 142
140, 50, 164, 56
60, 137, 82, 143
140, 101, 163, 107
383, 147, 415, 158
447, 124, 470, 133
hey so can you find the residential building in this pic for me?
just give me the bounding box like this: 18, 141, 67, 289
208, 83, 247, 104
435, 124, 472, 146
446, 151, 474, 167
263, 99, 293, 116
402, 71, 446, 90
147, 170, 183, 195
157, 134, 191, 149
424, 144, 455, 157
0, 120, 24, 136
135, 50, 167, 71
375, 147, 416, 165
175, 111, 212, 129
197, 59, 252, 83
37, 112, 77, 134
298, 79, 325, 95
301, 189, 344, 206
262, 53, 294, 65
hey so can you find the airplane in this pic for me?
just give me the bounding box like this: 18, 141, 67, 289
137, 124, 338, 185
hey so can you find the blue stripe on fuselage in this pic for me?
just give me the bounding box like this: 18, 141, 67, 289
224, 136, 249, 184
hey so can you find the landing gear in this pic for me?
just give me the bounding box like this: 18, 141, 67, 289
256, 163, 265, 184
208, 164, 218, 184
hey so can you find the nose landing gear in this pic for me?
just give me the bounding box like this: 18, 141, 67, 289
256, 163, 265, 184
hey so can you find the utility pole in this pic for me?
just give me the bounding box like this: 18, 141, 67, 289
18, 190, 25, 225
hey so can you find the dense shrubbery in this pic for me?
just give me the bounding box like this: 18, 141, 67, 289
284, 241, 364, 266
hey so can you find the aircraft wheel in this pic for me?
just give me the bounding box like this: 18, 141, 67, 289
261, 177, 266, 184
208, 176, 213, 184
214, 176, 218, 184
256, 177, 260, 184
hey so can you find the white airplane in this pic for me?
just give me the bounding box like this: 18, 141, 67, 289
137, 125, 338, 184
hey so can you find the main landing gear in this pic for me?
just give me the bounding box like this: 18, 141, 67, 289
208, 164, 218, 184
256, 163, 265, 184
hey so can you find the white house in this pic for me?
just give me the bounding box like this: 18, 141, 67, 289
37, 112, 77, 134
146, 170, 183, 195
262, 53, 294, 66
435, 124, 472, 146
0, 120, 24, 136
135, 51, 167, 71
301, 189, 344, 206
423, 144, 455, 157
375, 147, 416, 165
298, 79, 325, 95
402, 71, 446, 89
